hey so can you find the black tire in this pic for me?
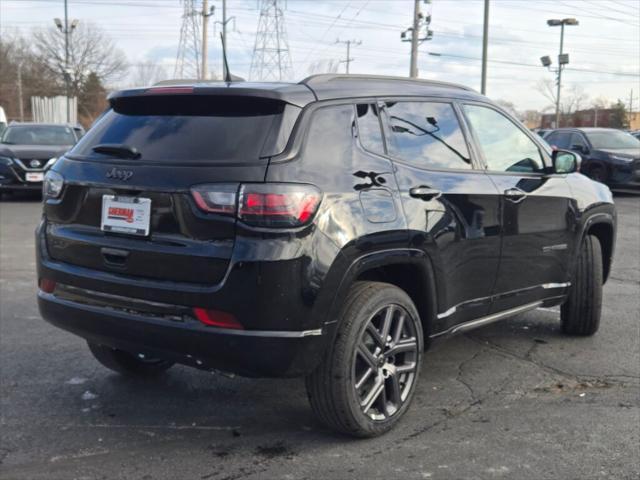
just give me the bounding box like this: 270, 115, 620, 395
87, 342, 174, 377
305, 281, 423, 438
561, 235, 603, 336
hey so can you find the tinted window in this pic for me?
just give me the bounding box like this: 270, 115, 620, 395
384, 102, 471, 170
463, 105, 544, 173
356, 104, 384, 154
70, 96, 285, 163
569, 133, 588, 149
1, 125, 76, 146
545, 131, 571, 149
586, 130, 640, 150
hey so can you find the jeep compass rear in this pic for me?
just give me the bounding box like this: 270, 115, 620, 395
38, 75, 614, 437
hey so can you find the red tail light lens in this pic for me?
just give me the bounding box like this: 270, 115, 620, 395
39, 278, 57, 293
193, 308, 244, 330
191, 183, 322, 228
239, 183, 321, 227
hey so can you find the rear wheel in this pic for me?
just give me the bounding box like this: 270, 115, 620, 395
87, 342, 174, 377
306, 282, 423, 437
561, 235, 603, 336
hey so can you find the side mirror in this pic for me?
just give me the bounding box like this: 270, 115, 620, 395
552, 149, 581, 174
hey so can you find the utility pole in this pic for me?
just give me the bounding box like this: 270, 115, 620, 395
629, 89, 634, 114
401, 0, 433, 78
480, 0, 489, 94
201, 0, 214, 79
336, 39, 361, 74
54, 0, 78, 124
409, 0, 420, 78
17, 63, 24, 122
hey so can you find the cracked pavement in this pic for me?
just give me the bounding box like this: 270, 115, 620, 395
1, 193, 638, 480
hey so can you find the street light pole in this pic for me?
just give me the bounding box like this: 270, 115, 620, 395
64, 0, 70, 123
546, 18, 578, 128
55, 0, 78, 124
480, 0, 489, 95
555, 22, 565, 128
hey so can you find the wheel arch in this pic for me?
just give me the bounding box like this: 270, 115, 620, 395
323, 249, 439, 348
585, 220, 615, 283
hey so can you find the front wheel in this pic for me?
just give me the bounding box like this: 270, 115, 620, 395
561, 235, 603, 336
88, 342, 174, 377
305, 282, 423, 437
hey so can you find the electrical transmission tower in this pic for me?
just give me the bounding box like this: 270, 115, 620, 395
174, 0, 202, 79
249, 0, 293, 81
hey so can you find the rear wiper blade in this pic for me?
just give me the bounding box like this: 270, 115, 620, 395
92, 143, 141, 159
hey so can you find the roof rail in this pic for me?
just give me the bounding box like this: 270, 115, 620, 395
299, 74, 475, 92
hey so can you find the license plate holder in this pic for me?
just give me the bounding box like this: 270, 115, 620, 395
26, 172, 44, 182
101, 195, 151, 237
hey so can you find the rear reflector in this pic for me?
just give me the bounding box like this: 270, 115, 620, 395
193, 308, 244, 330
39, 278, 56, 293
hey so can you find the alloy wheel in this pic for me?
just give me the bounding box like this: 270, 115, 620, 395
352, 304, 419, 421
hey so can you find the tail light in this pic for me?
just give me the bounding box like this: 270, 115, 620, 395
39, 278, 57, 293
190, 183, 321, 228
193, 308, 244, 330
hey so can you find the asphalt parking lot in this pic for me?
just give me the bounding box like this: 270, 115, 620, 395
0, 192, 638, 480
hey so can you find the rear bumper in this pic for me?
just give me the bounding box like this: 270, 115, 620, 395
38, 290, 327, 377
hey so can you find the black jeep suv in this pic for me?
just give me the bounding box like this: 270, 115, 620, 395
37, 75, 616, 437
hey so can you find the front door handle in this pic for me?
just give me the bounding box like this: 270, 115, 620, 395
504, 187, 527, 203
409, 186, 442, 201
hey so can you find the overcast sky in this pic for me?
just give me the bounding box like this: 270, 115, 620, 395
1, 0, 639, 112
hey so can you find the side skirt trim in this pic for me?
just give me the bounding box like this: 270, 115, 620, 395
430, 300, 543, 339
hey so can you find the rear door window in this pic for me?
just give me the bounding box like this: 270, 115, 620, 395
382, 101, 472, 170
70, 96, 290, 164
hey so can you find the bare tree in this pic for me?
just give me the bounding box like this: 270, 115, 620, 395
131, 61, 169, 87
32, 22, 128, 96
535, 78, 589, 115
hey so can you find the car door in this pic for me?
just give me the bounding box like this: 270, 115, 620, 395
378, 99, 502, 332
460, 103, 578, 312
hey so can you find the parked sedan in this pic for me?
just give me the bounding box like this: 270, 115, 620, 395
545, 127, 640, 190
0, 123, 83, 194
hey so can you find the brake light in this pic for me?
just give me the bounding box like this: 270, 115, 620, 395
239, 184, 321, 227
193, 308, 244, 330
144, 86, 194, 95
190, 183, 322, 228
39, 278, 56, 293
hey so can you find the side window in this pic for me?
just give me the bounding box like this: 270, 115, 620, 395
383, 101, 472, 170
355, 103, 385, 155
303, 104, 355, 162
546, 132, 571, 149
569, 133, 588, 150
463, 104, 545, 173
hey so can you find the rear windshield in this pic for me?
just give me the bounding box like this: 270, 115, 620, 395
69, 96, 286, 163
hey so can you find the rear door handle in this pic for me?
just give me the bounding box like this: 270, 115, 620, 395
504, 187, 527, 203
409, 186, 442, 201
101, 247, 129, 267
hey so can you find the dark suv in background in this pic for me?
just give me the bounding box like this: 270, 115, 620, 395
0, 122, 84, 194
545, 127, 640, 190
37, 75, 616, 437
